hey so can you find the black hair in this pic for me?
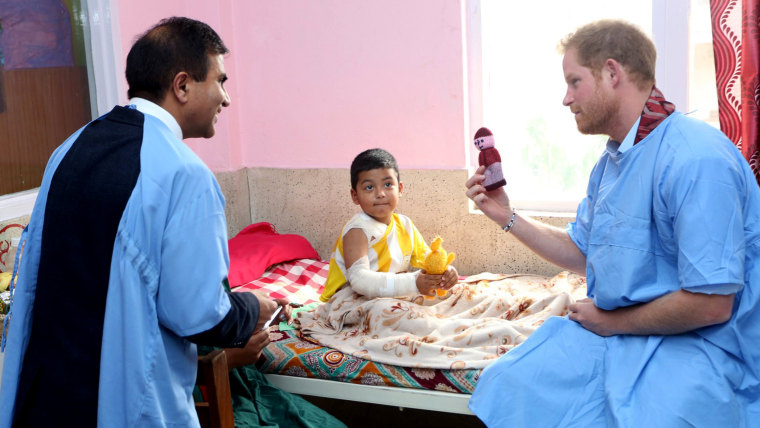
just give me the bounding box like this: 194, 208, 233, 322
350, 148, 400, 190
126, 16, 229, 102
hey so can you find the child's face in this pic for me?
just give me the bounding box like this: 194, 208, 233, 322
351, 167, 403, 225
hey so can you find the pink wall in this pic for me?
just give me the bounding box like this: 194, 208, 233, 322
116, 1, 469, 171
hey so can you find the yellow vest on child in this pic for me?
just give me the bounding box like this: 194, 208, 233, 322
319, 212, 428, 302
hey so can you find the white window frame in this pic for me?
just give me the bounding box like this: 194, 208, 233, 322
466, 0, 693, 214
0, 0, 122, 222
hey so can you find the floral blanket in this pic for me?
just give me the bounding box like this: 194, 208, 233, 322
297, 271, 587, 370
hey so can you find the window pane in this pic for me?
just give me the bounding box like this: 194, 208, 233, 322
689, 0, 719, 128
479, 1, 653, 210
0, 0, 93, 196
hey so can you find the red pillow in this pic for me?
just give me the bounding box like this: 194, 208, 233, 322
228, 222, 320, 287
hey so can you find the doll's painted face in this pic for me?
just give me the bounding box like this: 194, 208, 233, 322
350, 167, 403, 225
474, 136, 494, 150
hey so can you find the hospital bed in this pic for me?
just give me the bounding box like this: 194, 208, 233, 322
232, 258, 477, 415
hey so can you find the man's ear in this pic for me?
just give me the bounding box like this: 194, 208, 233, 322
604, 59, 622, 87
350, 188, 360, 205
172, 72, 191, 104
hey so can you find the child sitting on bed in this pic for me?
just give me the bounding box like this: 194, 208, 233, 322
319, 148, 458, 302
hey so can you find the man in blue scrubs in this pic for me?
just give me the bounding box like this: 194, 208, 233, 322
0, 17, 284, 427
466, 20, 760, 427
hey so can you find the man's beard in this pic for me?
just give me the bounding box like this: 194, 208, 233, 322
575, 85, 618, 136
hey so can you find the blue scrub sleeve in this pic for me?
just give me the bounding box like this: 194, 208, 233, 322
566, 156, 606, 256
157, 181, 233, 337
566, 196, 593, 256
683, 283, 743, 295
663, 152, 747, 289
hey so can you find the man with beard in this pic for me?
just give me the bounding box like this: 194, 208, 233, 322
465, 20, 760, 427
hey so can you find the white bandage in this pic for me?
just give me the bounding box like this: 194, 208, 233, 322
346, 256, 419, 298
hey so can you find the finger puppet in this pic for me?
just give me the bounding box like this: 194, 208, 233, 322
422, 236, 456, 299
473, 127, 507, 191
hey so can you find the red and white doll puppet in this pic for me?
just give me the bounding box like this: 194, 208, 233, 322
473, 127, 506, 191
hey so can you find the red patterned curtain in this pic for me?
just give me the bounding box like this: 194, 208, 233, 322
710, 0, 760, 186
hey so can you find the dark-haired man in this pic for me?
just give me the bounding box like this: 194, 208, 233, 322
466, 19, 759, 427
0, 17, 285, 427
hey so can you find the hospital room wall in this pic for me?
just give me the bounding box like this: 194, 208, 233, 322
115, 0, 468, 171
111, 1, 571, 276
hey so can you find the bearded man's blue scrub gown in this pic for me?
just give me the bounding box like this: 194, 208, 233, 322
469, 112, 760, 427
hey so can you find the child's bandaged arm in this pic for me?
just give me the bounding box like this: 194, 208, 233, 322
346, 256, 420, 298
341, 227, 419, 298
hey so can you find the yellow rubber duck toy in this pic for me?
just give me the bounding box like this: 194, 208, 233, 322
0, 271, 12, 292
422, 236, 455, 299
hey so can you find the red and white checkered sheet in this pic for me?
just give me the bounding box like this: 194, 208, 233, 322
231, 258, 327, 305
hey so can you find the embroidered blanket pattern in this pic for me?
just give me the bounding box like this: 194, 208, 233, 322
297, 271, 587, 369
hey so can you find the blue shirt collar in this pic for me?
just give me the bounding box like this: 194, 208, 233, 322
605, 116, 641, 155
128, 97, 183, 140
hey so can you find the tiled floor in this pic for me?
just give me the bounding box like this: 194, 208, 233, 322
304, 396, 486, 428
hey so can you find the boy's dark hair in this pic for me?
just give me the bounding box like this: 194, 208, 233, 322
126, 17, 229, 103
350, 148, 400, 190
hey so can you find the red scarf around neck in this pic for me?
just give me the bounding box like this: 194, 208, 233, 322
634, 87, 675, 145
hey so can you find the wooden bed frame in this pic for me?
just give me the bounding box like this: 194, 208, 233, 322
264, 373, 474, 415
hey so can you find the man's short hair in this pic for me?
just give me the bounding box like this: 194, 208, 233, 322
559, 19, 656, 90
350, 148, 400, 190
126, 17, 228, 102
